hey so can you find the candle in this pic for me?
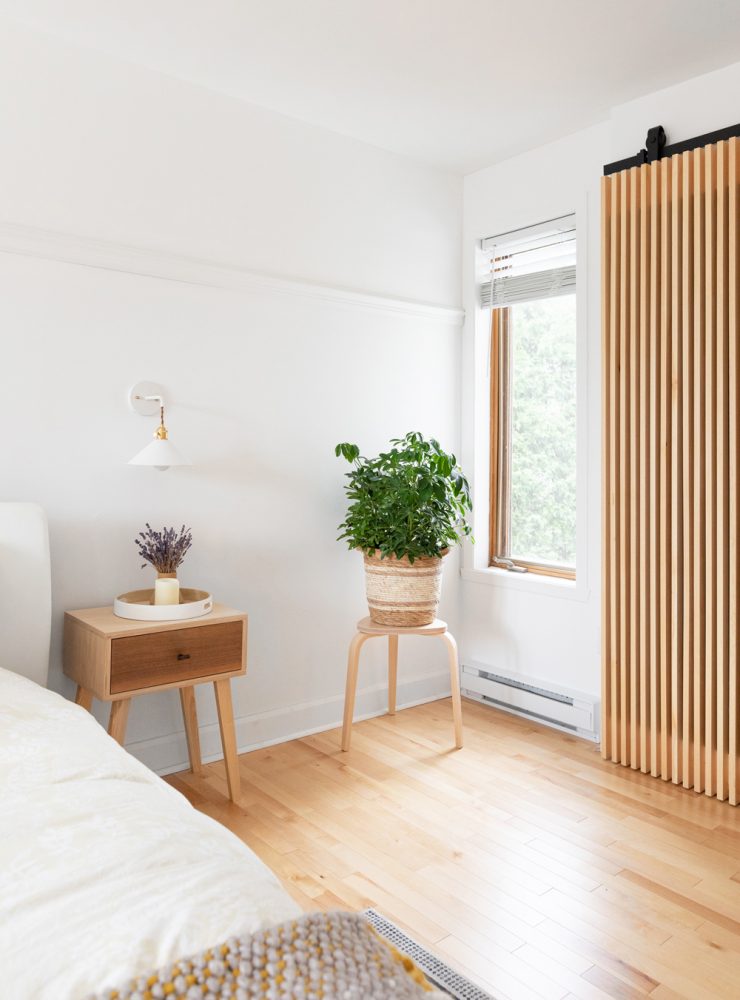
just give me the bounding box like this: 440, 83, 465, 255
154, 578, 180, 606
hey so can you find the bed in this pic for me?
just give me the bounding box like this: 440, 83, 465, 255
0, 505, 299, 999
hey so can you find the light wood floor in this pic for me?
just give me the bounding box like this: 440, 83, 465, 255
166, 698, 740, 1000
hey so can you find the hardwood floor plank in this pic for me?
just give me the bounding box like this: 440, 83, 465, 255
593, 873, 703, 932
618, 869, 740, 936
434, 934, 538, 1000
423, 856, 549, 928
538, 919, 659, 996
649, 986, 693, 1000
343, 872, 447, 944
580, 963, 650, 1000
436, 933, 567, 1000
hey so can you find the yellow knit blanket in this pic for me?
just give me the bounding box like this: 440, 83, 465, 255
91, 910, 447, 999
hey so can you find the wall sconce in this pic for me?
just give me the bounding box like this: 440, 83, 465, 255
128, 381, 191, 471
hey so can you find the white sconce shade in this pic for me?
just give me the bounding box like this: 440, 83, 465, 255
129, 437, 191, 472
128, 381, 192, 472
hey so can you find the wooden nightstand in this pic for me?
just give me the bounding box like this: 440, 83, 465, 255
63, 604, 247, 801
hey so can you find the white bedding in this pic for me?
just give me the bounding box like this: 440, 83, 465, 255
0, 668, 299, 999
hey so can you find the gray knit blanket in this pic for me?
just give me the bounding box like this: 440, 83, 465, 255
91, 910, 448, 999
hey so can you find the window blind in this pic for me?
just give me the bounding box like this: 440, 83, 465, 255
479, 214, 576, 308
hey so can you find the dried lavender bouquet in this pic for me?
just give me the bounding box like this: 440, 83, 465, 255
135, 524, 193, 575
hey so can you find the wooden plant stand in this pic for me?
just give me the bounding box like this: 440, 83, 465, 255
341, 616, 463, 752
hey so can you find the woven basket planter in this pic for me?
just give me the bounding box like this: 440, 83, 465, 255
363, 549, 448, 627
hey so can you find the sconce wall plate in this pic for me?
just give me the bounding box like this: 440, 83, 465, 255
128, 381, 165, 417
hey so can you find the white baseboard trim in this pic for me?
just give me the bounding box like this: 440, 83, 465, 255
125, 670, 452, 776
0, 220, 464, 327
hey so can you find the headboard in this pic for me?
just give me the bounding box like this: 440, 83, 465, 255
0, 503, 51, 686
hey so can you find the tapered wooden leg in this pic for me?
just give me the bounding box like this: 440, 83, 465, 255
442, 631, 464, 749
75, 685, 93, 712
108, 698, 131, 745
214, 678, 240, 801
179, 686, 203, 774
388, 634, 398, 715
341, 633, 369, 751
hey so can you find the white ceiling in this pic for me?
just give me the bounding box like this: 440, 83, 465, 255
2, 0, 740, 174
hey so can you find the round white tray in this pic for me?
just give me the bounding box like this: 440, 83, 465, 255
113, 588, 213, 621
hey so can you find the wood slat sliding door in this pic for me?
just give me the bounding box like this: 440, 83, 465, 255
602, 137, 740, 802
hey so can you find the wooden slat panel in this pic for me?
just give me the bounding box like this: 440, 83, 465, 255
602, 137, 738, 803
659, 156, 672, 782
705, 143, 718, 798
638, 163, 650, 774
629, 166, 640, 770
600, 175, 612, 761
670, 153, 683, 784
680, 150, 694, 790
619, 167, 631, 766
648, 160, 661, 779
716, 141, 730, 801
692, 145, 706, 793
610, 174, 621, 763
729, 138, 739, 806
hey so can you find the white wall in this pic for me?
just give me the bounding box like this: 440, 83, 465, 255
0, 19, 459, 308
609, 61, 740, 163
460, 58, 740, 702
0, 19, 463, 772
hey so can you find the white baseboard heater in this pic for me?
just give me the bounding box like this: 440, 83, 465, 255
461, 662, 600, 742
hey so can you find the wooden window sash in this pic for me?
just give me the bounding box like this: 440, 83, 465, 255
488, 306, 508, 564
488, 306, 576, 580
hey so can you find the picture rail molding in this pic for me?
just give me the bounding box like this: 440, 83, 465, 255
0, 220, 464, 327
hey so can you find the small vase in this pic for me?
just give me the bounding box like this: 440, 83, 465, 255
154, 573, 180, 606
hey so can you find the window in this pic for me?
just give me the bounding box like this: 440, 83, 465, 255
482, 215, 577, 579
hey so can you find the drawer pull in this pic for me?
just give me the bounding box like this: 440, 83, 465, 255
177, 652, 191, 661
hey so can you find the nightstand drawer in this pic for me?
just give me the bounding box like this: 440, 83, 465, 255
110, 621, 244, 694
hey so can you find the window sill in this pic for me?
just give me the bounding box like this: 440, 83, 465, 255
460, 565, 588, 603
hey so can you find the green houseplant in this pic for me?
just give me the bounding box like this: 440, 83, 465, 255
335, 432, 472, 625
